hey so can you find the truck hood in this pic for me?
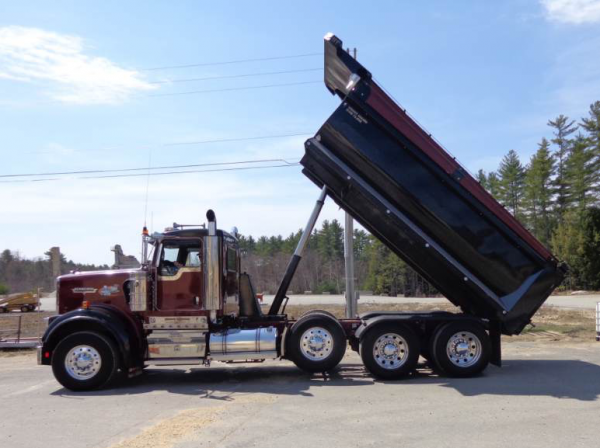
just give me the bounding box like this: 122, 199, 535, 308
57, 268, 145, 314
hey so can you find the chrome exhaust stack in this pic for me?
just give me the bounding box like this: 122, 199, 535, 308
206, 209, 217, 236
204, 210, 220, 321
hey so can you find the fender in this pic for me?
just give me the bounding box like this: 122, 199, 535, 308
354, 313, 484, 341
40, 304, 144, 371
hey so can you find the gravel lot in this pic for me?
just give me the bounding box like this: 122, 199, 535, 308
33, 292, 600, 312
1, 341, 600, 448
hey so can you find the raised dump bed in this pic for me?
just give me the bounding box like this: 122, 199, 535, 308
301, 34, 566, 335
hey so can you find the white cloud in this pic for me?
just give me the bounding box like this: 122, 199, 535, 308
0, 26, 155, 104
541, 0, 600, 24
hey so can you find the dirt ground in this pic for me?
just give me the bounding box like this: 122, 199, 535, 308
282, 302, 597, 342
0, 310, 54, 339
0, 301, 596, 354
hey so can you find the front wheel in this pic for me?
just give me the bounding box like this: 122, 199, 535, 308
360, 323, 420, 380
51, 331, 120, 391
430, 321, 491, 377
287, 314, 347, 373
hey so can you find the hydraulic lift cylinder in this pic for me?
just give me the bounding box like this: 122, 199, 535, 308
269, 186, 327, 315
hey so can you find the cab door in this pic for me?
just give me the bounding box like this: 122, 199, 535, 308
155, 239, 204, 311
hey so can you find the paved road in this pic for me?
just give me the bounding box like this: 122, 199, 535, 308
545, 294, 600, 309
39, 293, 56, 312
1, 342, 600, 448
261, 294, 600, 310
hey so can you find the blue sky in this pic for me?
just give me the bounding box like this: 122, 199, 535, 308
1, 0, 599, 265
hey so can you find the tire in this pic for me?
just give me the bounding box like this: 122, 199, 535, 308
20, 306, 29, 313
288, 314, 347, 373
360, 323, 420, 380
430, 321, 491, 378
1, 307, 7, 313
28, 305, 35, 312
51, 331, 120, 391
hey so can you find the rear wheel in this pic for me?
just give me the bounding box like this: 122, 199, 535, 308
360, 323, 420, 380
288, 314, 346, 373
430, 321, 490, 377
20, 306, 29, 313
52, 332, 120, 391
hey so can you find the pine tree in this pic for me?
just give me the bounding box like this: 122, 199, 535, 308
580, 101, 600, 193
476, 169, 489, 190
564, 134, 595, 217
523, 138, 555, 245
353, 229, 370, 259
551, 212, 585, 290
579, 207, 600, 290
548, 115, 577, 221
487, 171, 501, 199
498, 150, 526, 217
580, 101, 600, 150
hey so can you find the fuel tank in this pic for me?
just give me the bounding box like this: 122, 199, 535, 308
209, 327, 278, 361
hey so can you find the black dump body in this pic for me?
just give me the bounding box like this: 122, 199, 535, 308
301, 34, 567, 335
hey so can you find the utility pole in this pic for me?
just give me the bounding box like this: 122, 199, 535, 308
344, 47, 358, 319
50, 247, 61, 278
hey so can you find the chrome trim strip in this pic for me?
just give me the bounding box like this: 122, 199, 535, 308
157, 267, 202, 282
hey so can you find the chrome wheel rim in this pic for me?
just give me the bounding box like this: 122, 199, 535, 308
64, 345, 102, 380
373, 333, 408, 370
300, 327, 333, 361
446, 331, 482, 368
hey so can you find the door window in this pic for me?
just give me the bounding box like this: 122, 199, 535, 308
186, 249, 201, 267
159, 243, 202, 276
226, 248, 237, 272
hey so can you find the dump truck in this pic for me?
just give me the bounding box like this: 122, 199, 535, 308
38, 33, 566, 391
0, 292, 39, 313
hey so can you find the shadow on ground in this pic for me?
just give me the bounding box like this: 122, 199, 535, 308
51, 358, 600, 402
425, 359, 600, 401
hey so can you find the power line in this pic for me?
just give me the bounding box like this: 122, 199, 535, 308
163, 131, 312, 147
147, 80, 320, 97
150, 67, 322, 84
0, 158, 299, 179
0, 163, 301, 184
142, 52, 322, 71
22, 131, 313, 155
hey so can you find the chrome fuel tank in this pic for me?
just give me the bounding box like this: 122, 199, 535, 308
209, 327, 278, 361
